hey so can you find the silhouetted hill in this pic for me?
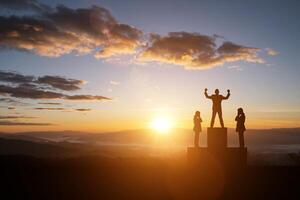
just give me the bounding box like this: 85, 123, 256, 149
0, 137, 159, 158
2, 128, 300, 146
0, 138, 80, 157
0, 130, 88, 142
243, 128, 300, 145
1, 128, 300, 165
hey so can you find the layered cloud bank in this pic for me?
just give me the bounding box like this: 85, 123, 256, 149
0, 70, 111, 101
0, 70, 103, 125
0, 0, 277, 70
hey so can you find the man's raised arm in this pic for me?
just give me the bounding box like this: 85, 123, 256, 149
223, 89, 230, 100
204, 88, 212, 99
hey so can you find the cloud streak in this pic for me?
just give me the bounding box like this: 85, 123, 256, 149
0, 84, 111, 100
65, 95, 110, 101
34, 107, 65, 110
0, 85, 64, 99
110, 81, 120, 85
75, 108, 91, 112
0, 121, 52, 126
38, 102, 62, 105
33, 107, 92, 112
0, 97, 27, 106
37, 76, 84, 91
0, 70, 34, 83
266, 48, 279, 56
0, 115, 36, 119
0, 70, 84, 91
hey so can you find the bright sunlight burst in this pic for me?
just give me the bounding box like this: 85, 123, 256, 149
150, 116, 173, 133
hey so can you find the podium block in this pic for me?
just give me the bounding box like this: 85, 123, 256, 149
187, 147, 247, 167
187, 127, 248, 168
207, 128, 227, 149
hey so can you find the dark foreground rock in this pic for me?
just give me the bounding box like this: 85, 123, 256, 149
0, 155, 299, 200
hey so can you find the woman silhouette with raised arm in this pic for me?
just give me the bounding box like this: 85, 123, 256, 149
193, 111, 202, 147
235, 108, 246, 148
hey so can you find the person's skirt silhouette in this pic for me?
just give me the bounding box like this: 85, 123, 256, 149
235, 108, 246, 148
193, 111, 202, 147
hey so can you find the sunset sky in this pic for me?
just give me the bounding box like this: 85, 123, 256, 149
0, 0, 299, 132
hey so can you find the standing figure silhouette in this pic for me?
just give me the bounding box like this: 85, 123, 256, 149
204, 88, 230, 128
235, 108, 246, 148
193, 111, 202, 147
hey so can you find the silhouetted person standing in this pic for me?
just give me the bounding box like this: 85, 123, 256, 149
235, 108, 246, 148
193, 111, 202, 147
204, 88, 230, 128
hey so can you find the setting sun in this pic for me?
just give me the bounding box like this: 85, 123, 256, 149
150, 116, 173, 133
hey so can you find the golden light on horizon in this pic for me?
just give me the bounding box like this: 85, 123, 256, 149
150, 115, 173, 134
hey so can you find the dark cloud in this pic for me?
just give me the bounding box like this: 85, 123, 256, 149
0, 84, 111, 101
0, 70, 34, 83
0, 0, 51, 13
0, 115, 36, 119
38, 102, 62, 105
0, 70, 84, 91
0, 3, 142, 58
0, 85, 65, 99
0, 97, 30, 107
0, 70, 111, 101
0, 97, 22, 104
0, 120, 52, 126
34, 107, 65, 110
75, 108, 91, 112
0, 98, 14, 102
65, 95, 111, 101
139, 32, 264, 69
37, 76, 84, 91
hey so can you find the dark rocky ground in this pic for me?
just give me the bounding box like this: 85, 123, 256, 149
0, 155, 299, 200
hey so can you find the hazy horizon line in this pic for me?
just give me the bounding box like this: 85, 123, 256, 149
1, 127, 300, 134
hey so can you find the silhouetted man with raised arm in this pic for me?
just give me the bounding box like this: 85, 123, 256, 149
204, 88, 230, 128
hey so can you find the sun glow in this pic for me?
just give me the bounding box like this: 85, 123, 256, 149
150, 116, 173, 133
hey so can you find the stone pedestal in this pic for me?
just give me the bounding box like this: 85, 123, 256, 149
207, 128, 227, 149
187, 128, 247, 167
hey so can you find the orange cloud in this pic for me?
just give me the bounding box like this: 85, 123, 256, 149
139, 32, 264, 69
0, 1, 273, 71
0, 5, 142, 58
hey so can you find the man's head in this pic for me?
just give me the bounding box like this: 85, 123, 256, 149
215, 89, 219, 95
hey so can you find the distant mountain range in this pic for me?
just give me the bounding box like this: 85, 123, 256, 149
1, 128, 300, 146
0, 128, 300, 165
